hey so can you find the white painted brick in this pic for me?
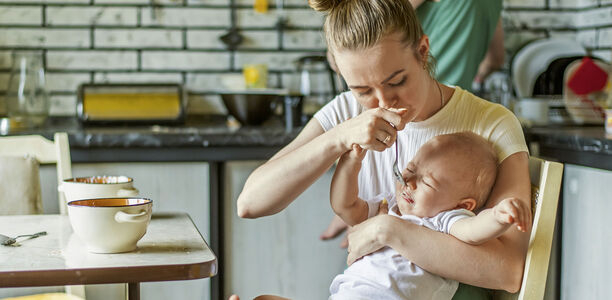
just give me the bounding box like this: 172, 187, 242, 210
93, 72, 182, 83
503, 0, 546, 8
187, 29, 232, 49
234, 52, 312, 71
46, 7, 137, 26
503, 30, 547, 53
601, 0, 612, 5
186, 73, 230, 91
239, 31, 278, 49
0, 51, 12, 69
503, 11, 577, 29
0, 0, 87, 3
283, 30, 326, 49
45, 72, 90, 92
142, 51, 230, 70
94, 0, 151, 4
95, 29, 182, 48
549, 30, 598, 48
0, 73, 9, 92
592, 50, 611, 63
187, 0, 228, 5
47, 51, 138, 70
281, 71, 343, 95
0, 28, 89, 47
577, 7, 612, 28
549, 0, 598, 9
236, 9, 279, 27
141, 7, 230, 27
235, 0, 309, 6
599, 28, 612, 47
237, 8, 323, 27
49, 94, 77, 116
0, 6, 42, 25
286, 9, 325, 27
186, 94, 227, 115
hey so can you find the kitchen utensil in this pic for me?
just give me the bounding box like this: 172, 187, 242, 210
567, 57, 609, 95
393, 141, 405, 187
67, 198, 152, 253
78, 83, 185, 125
563, 59, 608, 124
5, 51, 50, 129
511, 38, 586, 98
218, 89, 287, 125
0, 231, 46, 246
293, 55, 340, 116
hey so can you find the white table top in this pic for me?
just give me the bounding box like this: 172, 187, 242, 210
0, 212, 217, 287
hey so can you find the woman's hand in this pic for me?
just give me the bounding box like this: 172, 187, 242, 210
332, 107, 407, 152
346, 213, 397, 265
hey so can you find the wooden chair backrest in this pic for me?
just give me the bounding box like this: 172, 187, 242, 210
0, 133, 72, 214
493, 156, 563, 300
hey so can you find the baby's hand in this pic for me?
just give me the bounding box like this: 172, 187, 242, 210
493, 198, 531, 232
342, 144, 367, 161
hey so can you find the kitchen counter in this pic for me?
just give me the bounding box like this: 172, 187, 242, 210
2, 116, 611, 170
524, 125, 612, 171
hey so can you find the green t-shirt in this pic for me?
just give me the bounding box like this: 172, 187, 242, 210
417, 0, 502, 90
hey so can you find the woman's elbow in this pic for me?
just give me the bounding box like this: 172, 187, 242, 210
236, 193, 259, 219
501, 259, 525, 293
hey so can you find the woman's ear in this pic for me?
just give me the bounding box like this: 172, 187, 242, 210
456, 198, 477, 211
417, 34, 430, 66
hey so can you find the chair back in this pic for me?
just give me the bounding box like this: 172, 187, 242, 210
493, 156, 563, 300
0, 133, 72, 214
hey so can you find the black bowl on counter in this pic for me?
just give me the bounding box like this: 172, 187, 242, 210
218, 89, 287, 125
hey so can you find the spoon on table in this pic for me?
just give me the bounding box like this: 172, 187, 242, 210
0, 231, 47, 246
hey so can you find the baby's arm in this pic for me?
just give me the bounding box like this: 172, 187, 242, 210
330, 144, 369, 226
449, 198, 531, 245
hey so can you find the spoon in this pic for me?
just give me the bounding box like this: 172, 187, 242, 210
0, 231, 47, 246
392, 141, 405, 187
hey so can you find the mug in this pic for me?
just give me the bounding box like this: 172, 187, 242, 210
59, 175, 139, 203
513, 98, 549, 125
67, 197, 152, 253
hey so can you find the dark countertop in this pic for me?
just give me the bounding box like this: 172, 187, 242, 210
2, 117, 611, 170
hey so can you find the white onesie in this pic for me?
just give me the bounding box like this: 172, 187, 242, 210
329, 195, 475, 300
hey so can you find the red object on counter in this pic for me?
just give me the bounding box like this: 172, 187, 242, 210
567, 57, 609, 95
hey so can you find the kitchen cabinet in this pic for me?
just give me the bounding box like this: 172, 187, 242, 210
223, 161, 348, 299
38, 162, 211, 300
560, 164, 612, 300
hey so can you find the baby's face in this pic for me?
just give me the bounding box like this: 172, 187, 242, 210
395, 142, 473, 217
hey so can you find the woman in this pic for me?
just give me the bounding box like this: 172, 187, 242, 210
236, 0, 531, 296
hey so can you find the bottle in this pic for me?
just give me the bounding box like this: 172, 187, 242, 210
5, 51, 49, 129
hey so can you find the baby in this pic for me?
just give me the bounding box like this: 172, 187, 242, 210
329, 132, 531, 299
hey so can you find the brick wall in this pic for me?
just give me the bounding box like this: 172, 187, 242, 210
0, 0, 610, 117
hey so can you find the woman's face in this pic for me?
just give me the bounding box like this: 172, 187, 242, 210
333, 32, 434, 122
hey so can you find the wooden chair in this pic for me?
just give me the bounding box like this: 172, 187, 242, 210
493, 156, 564, 300
0, 133, 84, 299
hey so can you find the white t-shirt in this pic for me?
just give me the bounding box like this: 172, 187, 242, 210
329, 194, 476, 300
314, 86, 528, 200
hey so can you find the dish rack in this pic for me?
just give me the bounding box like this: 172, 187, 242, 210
563, 59, 610, 124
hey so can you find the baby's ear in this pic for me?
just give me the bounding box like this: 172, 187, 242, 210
456, 198, 477, 211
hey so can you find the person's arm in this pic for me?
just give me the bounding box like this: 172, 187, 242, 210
346, 151, 531, 293
237, 107, 406, 219
474, 18, 505, 83
330, 145, 369, 226
450, 198, 531, 245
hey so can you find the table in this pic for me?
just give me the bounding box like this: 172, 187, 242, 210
0, 212, 217, 300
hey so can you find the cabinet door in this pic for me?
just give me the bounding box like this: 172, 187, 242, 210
561, 164, 612, 300
42, 162, 212, 300
224, 161, 348, 300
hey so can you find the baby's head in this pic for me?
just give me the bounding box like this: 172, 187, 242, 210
395, 132, 498, 218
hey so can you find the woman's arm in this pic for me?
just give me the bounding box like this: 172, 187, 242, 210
346, 151, 531, 292
237, 108, 405, 218
330, 145, 369, 226
450, 198, 531, 245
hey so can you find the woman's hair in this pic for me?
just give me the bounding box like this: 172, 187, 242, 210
309, 0, 436, 76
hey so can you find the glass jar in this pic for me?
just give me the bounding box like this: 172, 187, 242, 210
5, 51, 49, 129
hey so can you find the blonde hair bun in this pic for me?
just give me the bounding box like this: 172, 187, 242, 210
308, 0, 341, 12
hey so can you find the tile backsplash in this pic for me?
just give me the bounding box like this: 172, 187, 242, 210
0, 0, 610, 117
